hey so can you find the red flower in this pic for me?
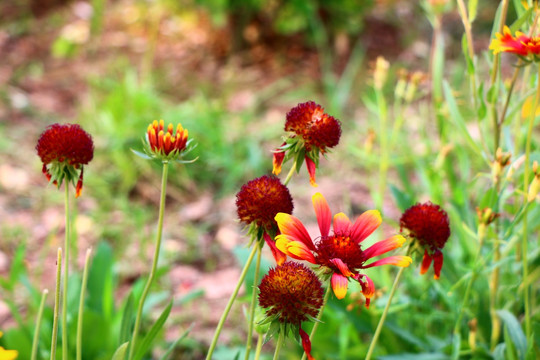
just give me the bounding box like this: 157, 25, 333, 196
36, 123, 94, 197
489, 26, 540, 60
276, 193, 411, 305
236, 175, 294, 264
400, 202, 450, 279
272, 101, 341, 187
258, 262, 323, 360
146, 120, 189, 158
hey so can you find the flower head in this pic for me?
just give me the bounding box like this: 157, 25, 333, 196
236, 175, 293, 264
276, 193, 411, 305
273, 101, 341, 187
400, 202, 450, 279
36, 123, 94, 197
490, 26, 540, 60
142, 119, 193, 162
258, 262, 323, 360
0, 331, 18, 359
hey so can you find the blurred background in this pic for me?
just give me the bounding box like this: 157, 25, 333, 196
0, 0, 512, 359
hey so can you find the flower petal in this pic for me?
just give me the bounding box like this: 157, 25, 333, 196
350, 210, 382, 244
362, 235, 406, 260
331, 273, 348, 299
330, 258, 353, 277
75, 166, 84, 198
263, 232, 287, 265
272, 143, 286, 175
299, 327, 316, 360
333, 212, 351, 235
420, 249, 432, 275
305, 156, 318, 187
363, 255, 412, 268
433, 249, 443, 279
275, 235, 316, 264
312, 192, 332, 237
275, 213, 315, 250
359, 275, 375, 308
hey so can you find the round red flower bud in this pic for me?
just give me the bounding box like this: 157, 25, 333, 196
258, 262, 324, 325
285, 101, 341, 152
36, 123, 94, 167
236, 175, 294, 232
400, 202, 450, 250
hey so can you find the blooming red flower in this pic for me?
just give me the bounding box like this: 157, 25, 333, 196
273, 101, 341, 187
146, 120, 189, 158
259, 262, 323, 360
276, 193, 411, 305
36, 123, 94, 197
400, 202, 450, 279
236, 175, 294, 264
489, 26, 540, 59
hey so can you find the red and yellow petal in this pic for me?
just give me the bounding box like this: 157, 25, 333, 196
350, 210, 381, 244
359, 275, 375, 308
275, 213, 315, 251
362, 235, 406, 260
299, 327, 316, 360
331, 273, 349, 299
330, 258, 353, 277
312, 192, 332, 237
264, 232, 287, 265
275, 235, 316, 263
420, 249, 432, 275
75, 166, 84, 198
272, 146, 286, 175
433, 249, 443, 280
305, 156, 318, 187
363, 255, 412, 268
333, 212, 351, 235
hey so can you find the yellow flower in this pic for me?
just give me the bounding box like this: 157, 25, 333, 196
0, 331, 18, 360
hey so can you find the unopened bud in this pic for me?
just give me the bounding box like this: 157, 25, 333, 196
527, 165, 540, 202
492, 148, 511, 184
364, 129, 376, 154
374, 56, 389, 91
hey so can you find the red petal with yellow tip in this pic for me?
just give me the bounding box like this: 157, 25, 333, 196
275, 236, 316, 264
305, 156, 318, 187
359, 275, 375, 308
263, 233, 287, 265
420, 249, 432, 275
275, 213, 315, 251
350, 210, 382, 244
331, 273, 348, 299
330, 258, 353, 277
312, 192, 331, 237
333, 212, 351, 235
433, 249, 443, 279
75, 167, 84, 198
362, 235, 406, 260
363, 255, 412, 268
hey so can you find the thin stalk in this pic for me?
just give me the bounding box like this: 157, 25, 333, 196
31, 289, 48, 360
62, 183, 70, 359
283, 159, 297, 186
489, 239, 502, 349
128, 161, 169, 360
521, 62, 539, 340
244, 245, 262, 360
206, 245, 258, 360
300, 283, 332, 360
376, 87, 388, 209
50, 248, 62, 360
272, 331, 285, 360
77, 248, 92, 360
456, 0, 478, 110
253, 332, 264, 360
365, 266, 406, 360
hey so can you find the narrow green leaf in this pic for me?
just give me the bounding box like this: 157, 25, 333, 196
497, 309, 527, 360
130, 149, 153, 160
378, 353, 449, 360
468, 0, 478, 22
509, 7, 534, 33
111, 342, 129, 360
159, 323, 194, 360
133, 301, 173, 360
119, 293, 134, 346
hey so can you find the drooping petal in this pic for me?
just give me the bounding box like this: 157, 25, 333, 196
275, 213, 315, 250
350, 210, 382, 244
362, 235, 406, 260
312, 192, 332, 237
263, 232, 287, 265
432, 249, 443, 279
272, 144, 286, 175
333, 212, 351, 235
331, 273, 349, 299
275, 235, 316, 263
75, 166, 84, 198
420, 249, 432, 275
299, 327, 316, 360
363, 255, 412, 268
359, 275, 375, 308
42, 163, 52, 181
305, 156, 318, 187
330, 258, 353, 277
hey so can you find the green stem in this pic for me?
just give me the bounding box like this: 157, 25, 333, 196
365, 266, 407, 360
283, 159, 297, 186
376, 86, 388, 209
77, 249, 92, 360
272, 331, 285, 360
128, 161, 169, 360
244, 245, 262, 360
300, 283, 332, 360
253, 332, 264, 360
206, 244, 258, 360
50, 248, 62, 360
62, 183, 70, 359
31, 289, 48, 360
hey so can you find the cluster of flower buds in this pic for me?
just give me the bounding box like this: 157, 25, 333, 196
492, 148, 511, 184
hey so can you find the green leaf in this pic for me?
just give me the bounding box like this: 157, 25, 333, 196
131, 149, 153, 160
378, 353, 450, 360
119, 293, 134, 346
133, 301, 173, 360
468, 0, 478, 22
111, 342, 129, 360
389, 184, 413, 212
497, 309, 527, 360
159, 323, 194, 360
509, 7, 534, 33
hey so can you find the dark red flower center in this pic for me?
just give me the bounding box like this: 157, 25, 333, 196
315, 234, 365, 273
